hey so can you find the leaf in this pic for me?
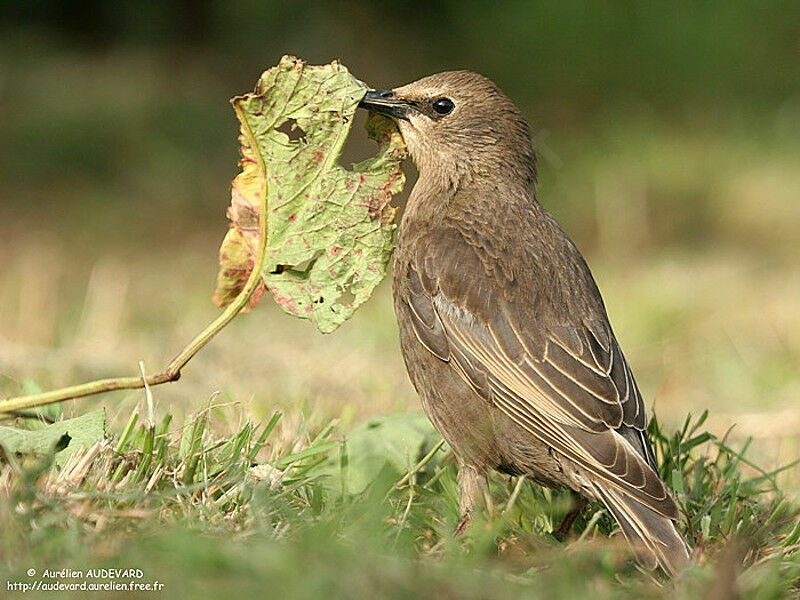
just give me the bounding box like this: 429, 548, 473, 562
213, 55, 406, 333
0, 408, 106, 467
312, 413, 445, 496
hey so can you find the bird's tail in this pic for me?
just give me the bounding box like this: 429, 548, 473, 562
592, 484, 691, 575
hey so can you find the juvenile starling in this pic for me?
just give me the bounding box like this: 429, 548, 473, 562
359, 72, 690, 574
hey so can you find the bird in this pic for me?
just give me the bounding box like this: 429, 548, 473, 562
357, 71, 691, 574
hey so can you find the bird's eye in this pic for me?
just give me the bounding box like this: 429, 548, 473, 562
432, 97, 455, 115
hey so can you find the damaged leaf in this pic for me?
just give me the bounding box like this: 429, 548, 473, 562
0, 408, 106, 467
213, 55, 406, 333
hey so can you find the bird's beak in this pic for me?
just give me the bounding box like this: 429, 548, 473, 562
358, 89, 413, 121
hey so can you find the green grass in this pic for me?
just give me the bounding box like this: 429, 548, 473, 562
1, 402, 798, 599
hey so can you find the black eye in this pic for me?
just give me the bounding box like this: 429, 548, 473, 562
432, 97, 455, 115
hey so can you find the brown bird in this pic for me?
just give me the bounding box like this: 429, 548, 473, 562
358, 71, 690, 574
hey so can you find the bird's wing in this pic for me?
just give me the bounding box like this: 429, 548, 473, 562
403, 230, 676, 518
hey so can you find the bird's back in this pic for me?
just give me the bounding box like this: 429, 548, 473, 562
395, 181, 655, 461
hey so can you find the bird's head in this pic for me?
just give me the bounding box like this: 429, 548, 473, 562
359, 71, 536, 190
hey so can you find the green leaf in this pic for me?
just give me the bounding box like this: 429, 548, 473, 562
0, 408, 106, 467
213, 55, 406, 333
313, 413, 444, 496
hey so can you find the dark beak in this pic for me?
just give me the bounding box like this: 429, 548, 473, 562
358, 89, 412, 121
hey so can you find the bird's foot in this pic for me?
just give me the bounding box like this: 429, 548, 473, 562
454, 512, 471, 537
553, 496, 588, 542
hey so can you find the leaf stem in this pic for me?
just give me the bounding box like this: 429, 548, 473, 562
0, 101, 268, 416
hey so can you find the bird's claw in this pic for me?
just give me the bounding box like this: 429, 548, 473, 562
454, 513, 471, 536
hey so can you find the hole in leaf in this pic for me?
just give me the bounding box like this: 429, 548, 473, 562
340, 111, 415, 214
276, 118, 307, 143
268, 252, 322, 280
338, 288, 356, 307
341, 110, 375, 169
54, 433, 71, 452
291, 255, 317, 273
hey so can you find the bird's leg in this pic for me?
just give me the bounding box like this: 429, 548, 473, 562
454, 513, 471, 537
454, 464, 488, 536
553, 493, 588, 541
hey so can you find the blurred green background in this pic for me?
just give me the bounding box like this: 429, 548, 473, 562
1, 1, 798, 482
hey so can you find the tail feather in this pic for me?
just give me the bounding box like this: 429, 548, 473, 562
592, 484, 690, 575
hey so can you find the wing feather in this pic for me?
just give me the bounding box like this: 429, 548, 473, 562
402, 236, 674, 517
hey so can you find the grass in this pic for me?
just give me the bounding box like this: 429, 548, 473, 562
0, 401, 798, 599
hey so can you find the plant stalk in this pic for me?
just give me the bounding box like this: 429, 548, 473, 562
0, 102, 268, 416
